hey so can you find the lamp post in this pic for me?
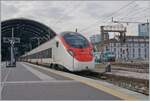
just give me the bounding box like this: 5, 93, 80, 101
3, 28, 20, 67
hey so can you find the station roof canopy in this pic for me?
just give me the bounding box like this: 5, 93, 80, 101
1, 18, 57, 61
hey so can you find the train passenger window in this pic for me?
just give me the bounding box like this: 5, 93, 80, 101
39, 51, 42, 58
41, 51, 43, 58
45, 49, 49, 58
35, 53, 38, 59
33, 54, 35, 59
41, 50, 45, 58
50, 48, 52, 58
27, 48, 52, 59
31, 54, 33, 59
35, 53, 37, 58
48, 48, 52, 58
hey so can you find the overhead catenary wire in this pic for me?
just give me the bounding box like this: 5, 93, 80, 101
54, 1, 83, 25
117, 4, 139, 19
121, 16, 150, 22
105, 1, 150, 24
118, 7, 150, 21
80, 1, 149, 33
79, 0, 136, 32
111, 3, 139, 20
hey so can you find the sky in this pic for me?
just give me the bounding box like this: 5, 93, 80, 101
1, 0, 150, 39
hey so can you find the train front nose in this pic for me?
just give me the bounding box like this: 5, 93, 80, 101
60, 31, 94, 71
74, 58, 95, 71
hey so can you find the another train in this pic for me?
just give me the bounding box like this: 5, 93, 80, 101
93, 51, 115, 63
20, 31, 95, 71
100, 51, 116, 62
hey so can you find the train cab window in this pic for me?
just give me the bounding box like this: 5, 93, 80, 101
63, 32, 89, 48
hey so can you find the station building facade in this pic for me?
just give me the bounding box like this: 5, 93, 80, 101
138, 23, 149, 37
97, 36, 149, 61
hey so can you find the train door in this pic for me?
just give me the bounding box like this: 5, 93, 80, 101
52, 46, 56, 62
53, 41, 59, 63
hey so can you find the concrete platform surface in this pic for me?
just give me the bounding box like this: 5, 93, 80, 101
1, 62, 123, 100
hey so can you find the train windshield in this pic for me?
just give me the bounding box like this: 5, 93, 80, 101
63, 32, 89, 48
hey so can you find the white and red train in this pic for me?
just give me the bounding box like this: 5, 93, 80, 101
20, 31, 95, 71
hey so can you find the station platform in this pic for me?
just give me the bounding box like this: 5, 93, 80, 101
1, 62, 148, 100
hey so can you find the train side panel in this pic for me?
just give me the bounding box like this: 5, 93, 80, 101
27, 37, 74, 71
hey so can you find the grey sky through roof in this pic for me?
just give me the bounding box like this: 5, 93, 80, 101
1, 0, 150, 39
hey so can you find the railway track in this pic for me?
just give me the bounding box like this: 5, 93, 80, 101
73, 70, 149, 95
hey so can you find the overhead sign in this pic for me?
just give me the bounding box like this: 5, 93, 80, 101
3, 37, 20, 43
103, 25, 126, 31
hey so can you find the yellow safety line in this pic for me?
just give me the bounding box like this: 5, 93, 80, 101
49, 71, 137, 100
26, 62, 137, 100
